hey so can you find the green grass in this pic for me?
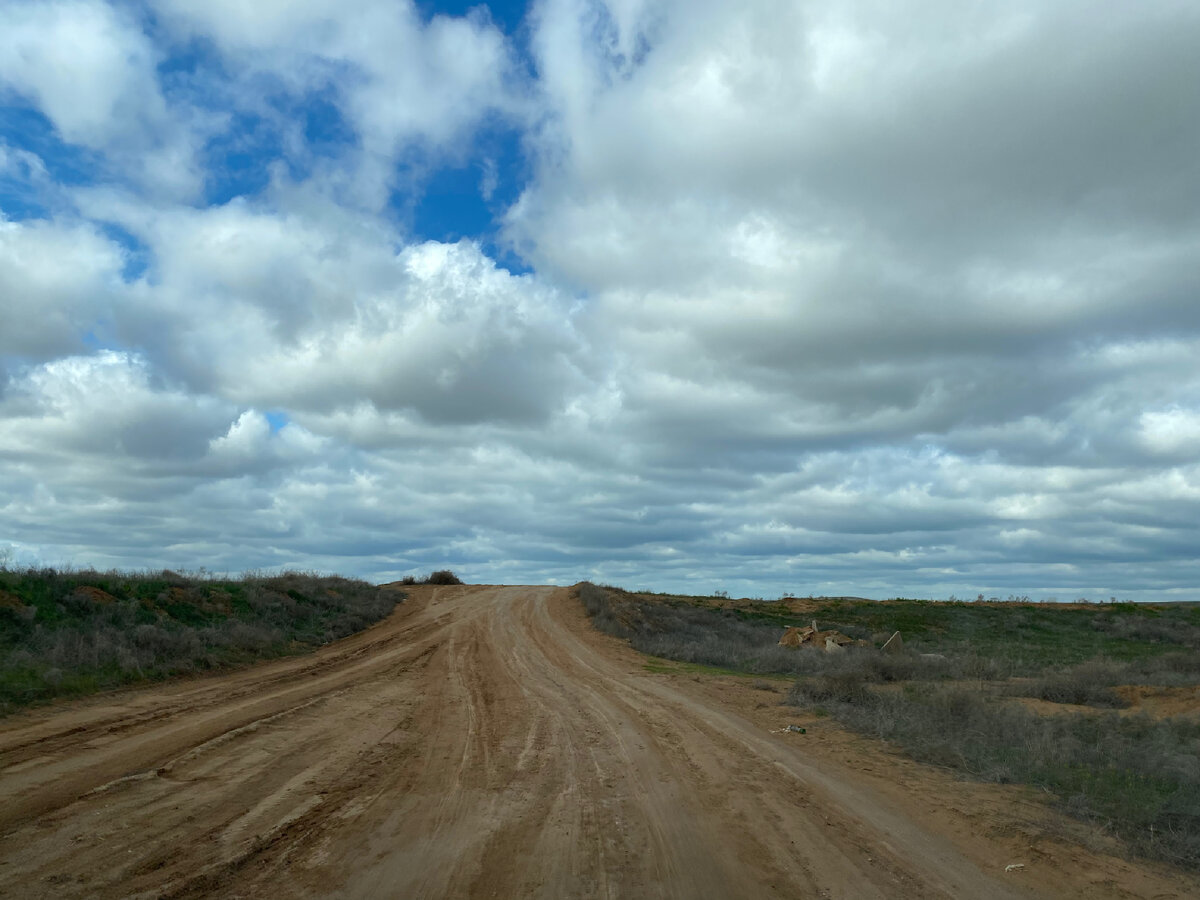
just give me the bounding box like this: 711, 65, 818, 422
577, 583, 1200, 682
719, 597, 1200, 671
0, 567, 402, 715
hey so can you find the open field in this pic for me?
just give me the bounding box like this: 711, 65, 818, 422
0, 568, 401, 716
1, 584, 1197, 898
579, 584, 1200, 871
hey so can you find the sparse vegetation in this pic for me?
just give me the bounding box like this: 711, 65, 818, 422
0, 567, 402, 715
578, 582, 842, 675
576, 582, 1200, 871
788, 679, 1200, 868
1008, 659, 1130, 708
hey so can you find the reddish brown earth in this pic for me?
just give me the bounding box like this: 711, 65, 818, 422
1, 585, 1196, 899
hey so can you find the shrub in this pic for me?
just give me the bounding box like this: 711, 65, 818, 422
789, 671, 874, 705
424, 570, 464, 585
1012, 659, 1130, 708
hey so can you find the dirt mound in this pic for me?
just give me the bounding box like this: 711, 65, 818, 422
778, 624, 814, 647
779, 624, 866, 651
1115, 684, 1200, 719
71, 586, 118, 606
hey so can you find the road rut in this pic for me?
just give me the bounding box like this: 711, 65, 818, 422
1, 585, 1194, 899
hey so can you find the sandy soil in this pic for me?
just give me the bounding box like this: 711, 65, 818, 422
1, 584, 1195, 899
1115, 684, 1200, 719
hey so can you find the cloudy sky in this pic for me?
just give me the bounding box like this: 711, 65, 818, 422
2, 0, 1198, 600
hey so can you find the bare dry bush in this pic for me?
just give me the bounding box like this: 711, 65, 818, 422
1011, 659, 1130, 708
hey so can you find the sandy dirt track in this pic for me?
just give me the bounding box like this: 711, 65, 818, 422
1, 585, 1195, 899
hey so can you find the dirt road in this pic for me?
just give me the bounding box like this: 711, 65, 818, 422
1, 585, 1194, 899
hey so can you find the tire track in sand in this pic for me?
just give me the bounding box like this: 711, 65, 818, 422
1, 585, 1196, 900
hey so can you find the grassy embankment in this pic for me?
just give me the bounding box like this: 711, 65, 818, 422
576, 582, 1200, 870
0, 567, 403, 716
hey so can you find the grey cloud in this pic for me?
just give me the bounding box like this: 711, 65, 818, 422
0, 218, 124, 361
2, 0, 1199, 603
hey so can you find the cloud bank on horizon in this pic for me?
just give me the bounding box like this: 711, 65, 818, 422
2, 0, 1198, 600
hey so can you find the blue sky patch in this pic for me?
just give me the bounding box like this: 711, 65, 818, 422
0, 104, 99, 220
418, 0, 530, 37
302, 90, 357, 158
97, 221, 151, 281
202, 110, 288, 206
402, 122, 529, 269
265, 411, 290, 433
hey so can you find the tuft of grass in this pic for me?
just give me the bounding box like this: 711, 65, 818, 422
0, 567, 402, 716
